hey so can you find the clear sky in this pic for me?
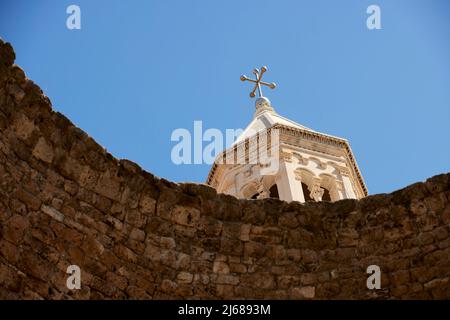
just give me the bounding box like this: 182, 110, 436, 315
1, 0, 449, 195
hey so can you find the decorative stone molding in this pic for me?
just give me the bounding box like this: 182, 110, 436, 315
273, 124, 368, 196
338, 166, 350, 177
310, 182, 324, 202
292, 152, 308, 165
280, 151, 293, 163
318, 174, 339, 202
309, 157, 327, 170
207, 125, 368, 198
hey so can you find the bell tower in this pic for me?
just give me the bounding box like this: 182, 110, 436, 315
206, 66, 368, 202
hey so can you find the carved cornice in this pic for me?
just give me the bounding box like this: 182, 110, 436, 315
292, 152, 308, 165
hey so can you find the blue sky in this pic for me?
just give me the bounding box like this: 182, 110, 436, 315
1, 0, 449, 195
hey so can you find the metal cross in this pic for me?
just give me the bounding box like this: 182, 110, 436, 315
240, 66, 276, 98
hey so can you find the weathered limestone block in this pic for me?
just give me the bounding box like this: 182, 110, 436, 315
177, 272, 194, 284
290, 286, 316, 299
213, 261, 230, 274
32, 137, 54, 163
171, 205, 200, 227
139, 195, 156, 215
3, 214, 29, 244
11, 113, 36, 141
95, 171, 121, 201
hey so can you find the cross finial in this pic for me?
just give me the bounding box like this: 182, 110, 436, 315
240, 66, 276, 98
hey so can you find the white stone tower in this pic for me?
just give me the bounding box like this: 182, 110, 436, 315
206, 66, 367, 202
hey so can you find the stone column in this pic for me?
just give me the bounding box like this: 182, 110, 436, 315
276, 159, 303, 202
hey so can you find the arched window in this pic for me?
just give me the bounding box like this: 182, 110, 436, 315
302, 182, 313, 202
322, 188, 331, 201
269, 184, 279, 199
319, 174, 338, 202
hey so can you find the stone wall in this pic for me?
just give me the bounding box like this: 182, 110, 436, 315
0, 38, 449, 300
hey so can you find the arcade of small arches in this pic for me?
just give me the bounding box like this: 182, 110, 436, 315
293, 168, 341, 202
237, 166, 342, 203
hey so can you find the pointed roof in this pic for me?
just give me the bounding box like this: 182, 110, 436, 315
234, 97, 340, 145
207, 96, 368, 197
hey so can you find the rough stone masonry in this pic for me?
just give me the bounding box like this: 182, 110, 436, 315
0, 38, 449, 299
